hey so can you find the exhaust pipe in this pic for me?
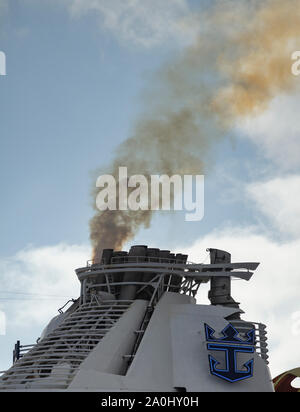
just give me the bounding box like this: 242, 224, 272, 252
120, 246, 148, 301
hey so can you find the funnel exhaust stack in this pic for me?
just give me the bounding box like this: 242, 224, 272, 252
207, 248, 240, 311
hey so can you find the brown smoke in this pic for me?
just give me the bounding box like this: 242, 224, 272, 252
90, 0, 300, 260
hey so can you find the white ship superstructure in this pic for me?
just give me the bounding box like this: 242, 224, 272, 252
0, 246, 274, 392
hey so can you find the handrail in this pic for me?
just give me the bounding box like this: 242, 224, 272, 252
86, 257, 196, 267
77, 266, 254, 282
58, 299, 77, 314
13, 341, 36, 364
79, 260, 259, 272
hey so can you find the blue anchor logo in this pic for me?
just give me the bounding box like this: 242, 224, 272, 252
205, 323, 255, 383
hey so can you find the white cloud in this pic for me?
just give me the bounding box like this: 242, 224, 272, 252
0, 243, 90, 328
247, 175, 300, 237
67, 0, 195, 47
180, 227, 300, 378
239, 94, 300, 172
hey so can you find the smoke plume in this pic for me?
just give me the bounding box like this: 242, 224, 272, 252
90, 0, 300, 260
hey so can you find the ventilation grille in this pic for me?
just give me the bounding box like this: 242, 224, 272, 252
0, 301, 132, 390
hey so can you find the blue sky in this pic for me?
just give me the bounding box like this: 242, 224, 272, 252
0, 0, 300, 378
0, 0, 261, 255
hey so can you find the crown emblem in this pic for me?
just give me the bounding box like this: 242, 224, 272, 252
205, 323, 255, 345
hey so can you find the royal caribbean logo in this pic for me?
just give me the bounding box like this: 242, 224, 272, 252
204, 323, 255, 383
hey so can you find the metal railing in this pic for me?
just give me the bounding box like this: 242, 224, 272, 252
76, 261, 258, 283
86, 256, 193, 267
13, 341, 35, 364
